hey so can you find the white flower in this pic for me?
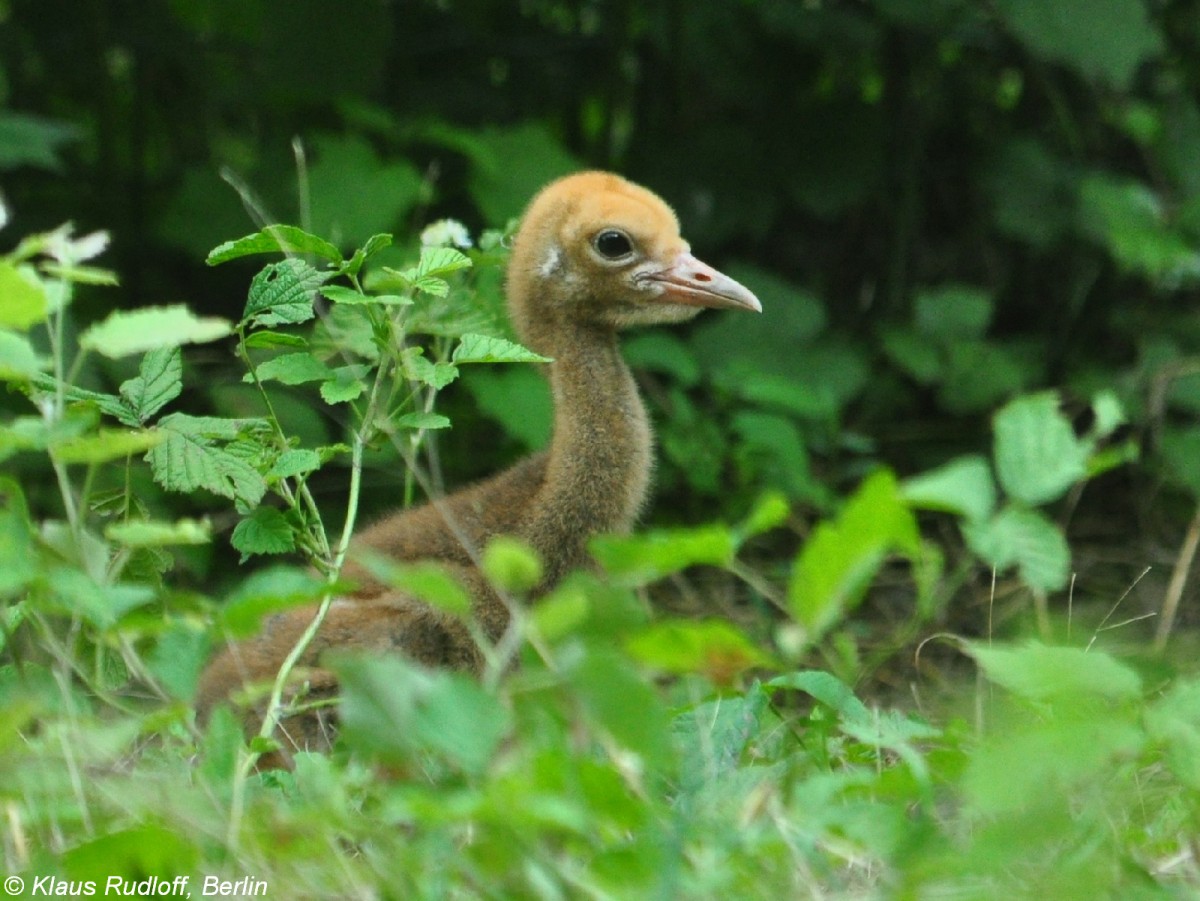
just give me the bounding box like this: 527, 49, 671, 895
420, 218, 473, 250
44, 224, 110, 265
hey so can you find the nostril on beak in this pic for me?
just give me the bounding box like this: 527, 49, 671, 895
694, 272, 712, 283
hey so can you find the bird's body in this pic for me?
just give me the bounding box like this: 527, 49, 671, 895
196, 172, 760, 762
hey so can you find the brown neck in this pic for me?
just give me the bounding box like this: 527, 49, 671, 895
523, 319, 652, 585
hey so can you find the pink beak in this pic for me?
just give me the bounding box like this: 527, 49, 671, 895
643, 251, 762, 313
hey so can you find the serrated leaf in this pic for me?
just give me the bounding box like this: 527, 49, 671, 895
993, 392, 1089, 505
206, 224, 343, 266
147, 413, 267, 505
963, 504, 1070, 592
902, 454, 996, 523
231, 507, 295, 558
452, 333, 552, 364
80, 305, 232, 359
417, 246, 472, 278
52, 427, 164, 464
404, 350, 459, 389
105, 518, 211, 547
248, 351, 332, 386
0, 328, 46, 380
320, 369, 366, 404
268, 448, 321, 480
242, 258, 327, 328
0, 262, 48, 330
395, 411, 451, 430
119, 348, 182, 425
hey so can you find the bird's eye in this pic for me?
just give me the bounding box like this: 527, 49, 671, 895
593, 229, 634, 260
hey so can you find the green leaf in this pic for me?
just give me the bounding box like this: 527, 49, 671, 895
218, 565, 330, 638
963, 504, 1070, 592
996, 0, 1162, 89
735, 491, 791, 541
967, 642, 1143, 703
105, 518, 211, 547
0, 479, 37, 595
403, 349, 459, 389
268, 448, 321, 480
481, 536, 542, 594
79, 305, 232, 359
768, 670, 871, 725
591, 525, 736, 585
320, 369, 365, 404
1145, 678, 1200, 789
340, 233, 394, 278
205, 224, 343, 266
914, 284, 993, 340
1079, 173, 1200, 282
249, 351, 333, 386
231, 507, 296, 558
627, 620, 771, 681
306, 134, 425, 249
789, 470, 920, 639
566, 646, 673, 767
118, 348, 182, 425
993, 392, 1089, 505
242, 258, 327, 328
336, 655, 509, 775
353, 553, 471, 618
242, 330, 309, 350
48, 568, 155, 628
452, 333, 552, 365
395, 411, 451, 430
52, 427, 164, 464
0, 262, 48, 330
902, 454, 996, 523
321, 284, 413, 307
417, 245, 472, 279
0, 328, 46, 380
146, 413, 268, 505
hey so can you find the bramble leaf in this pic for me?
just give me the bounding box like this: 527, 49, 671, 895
119, 348, 182, 425
248, 352, 333, 386
206, 224, 343, 266
242, 259, 327, 328
231, 507, 296, 559
79, 305, 232, 359
146, 413, 268, 505
452, 333, 551, 364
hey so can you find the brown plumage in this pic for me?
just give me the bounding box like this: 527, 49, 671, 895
196, 171, 761, 762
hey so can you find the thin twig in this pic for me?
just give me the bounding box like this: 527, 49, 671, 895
1155, 501, 1200, 652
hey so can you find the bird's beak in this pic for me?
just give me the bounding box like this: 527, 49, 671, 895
644, 251, 762, 313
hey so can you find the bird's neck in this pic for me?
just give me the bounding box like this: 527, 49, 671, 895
529, 321, 652, 583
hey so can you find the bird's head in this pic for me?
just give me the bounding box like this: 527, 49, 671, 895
506, 171, 760, 351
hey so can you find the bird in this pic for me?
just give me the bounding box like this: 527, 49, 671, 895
196, 171, 761, 763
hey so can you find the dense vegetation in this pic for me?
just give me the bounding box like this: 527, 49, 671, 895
3, 1, 1200, 897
